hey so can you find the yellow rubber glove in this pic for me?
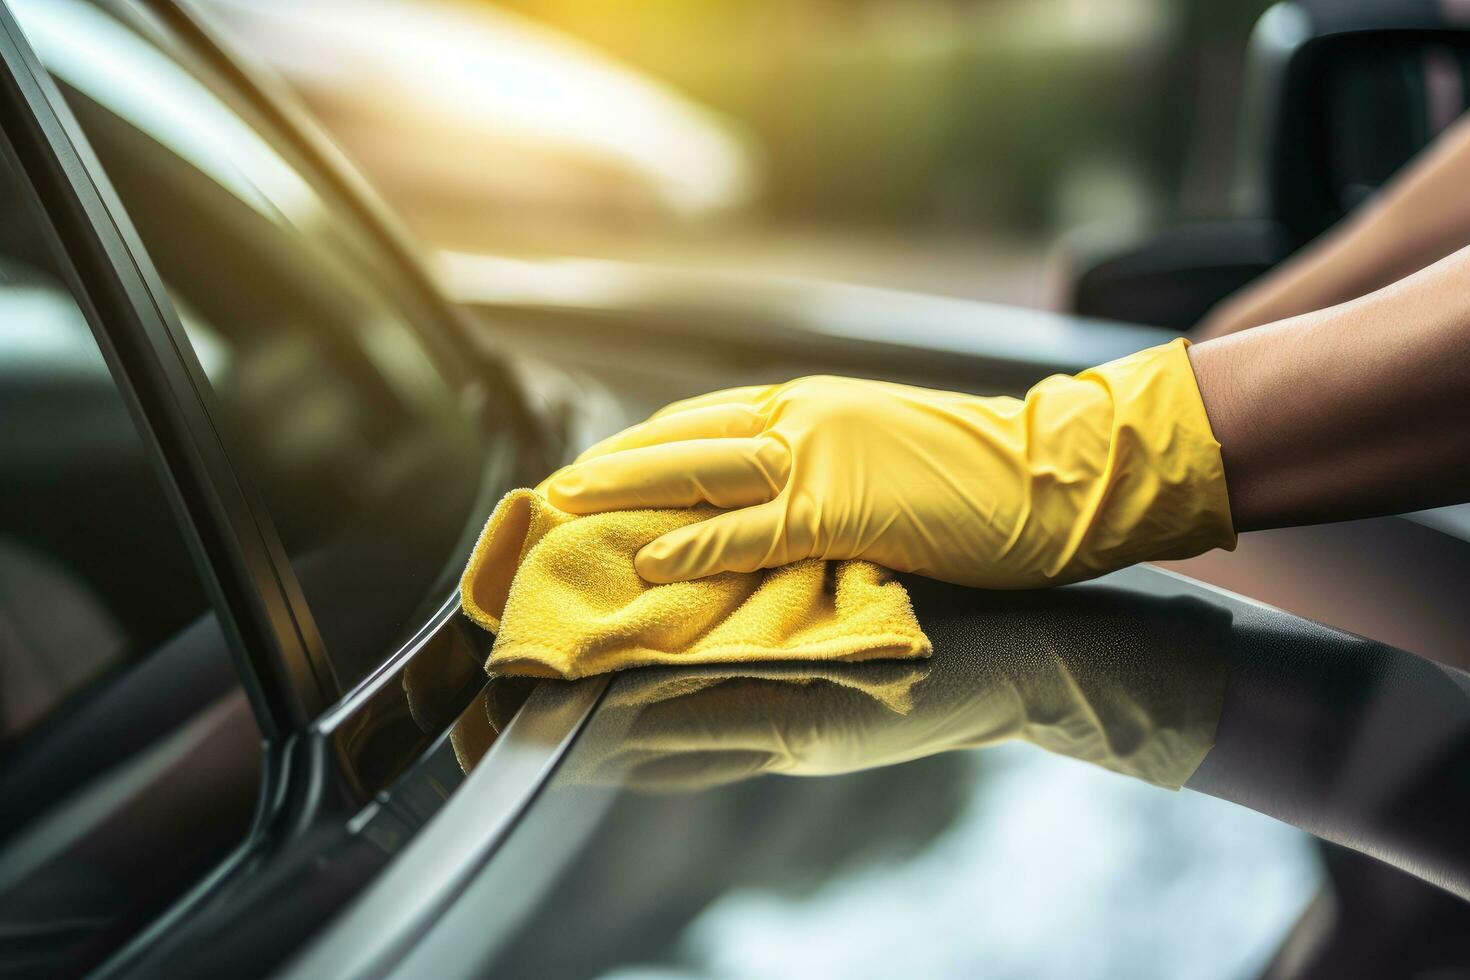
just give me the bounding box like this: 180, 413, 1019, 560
547, 338, 1235, 587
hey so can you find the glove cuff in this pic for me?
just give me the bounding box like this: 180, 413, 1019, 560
1072, 337, 1237, 575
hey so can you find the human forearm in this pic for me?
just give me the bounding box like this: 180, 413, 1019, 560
1198, 114, 1470, 339
1190, 244, 1470, 530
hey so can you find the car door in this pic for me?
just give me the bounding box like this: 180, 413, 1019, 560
0, 1, 566, 974
0, 106, 265, 980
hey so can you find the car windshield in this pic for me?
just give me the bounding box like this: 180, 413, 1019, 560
14, 0, 499, 690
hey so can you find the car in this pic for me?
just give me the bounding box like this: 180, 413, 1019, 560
198, 0, 758, 240
0, 1, 1467, 978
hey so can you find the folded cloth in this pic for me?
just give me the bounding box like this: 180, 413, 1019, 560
459, 489, 931, 680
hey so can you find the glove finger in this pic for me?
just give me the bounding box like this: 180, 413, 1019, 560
648, 383, 778, 421
549, 437, 790, 513
532, 464, 570, 497
636, 498, 804, 582
574, 403, 765, 464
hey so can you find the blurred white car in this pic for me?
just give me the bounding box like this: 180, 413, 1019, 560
202, 0, 757, 243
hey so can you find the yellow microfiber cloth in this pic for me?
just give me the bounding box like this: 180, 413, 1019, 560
459, 489, 931, 680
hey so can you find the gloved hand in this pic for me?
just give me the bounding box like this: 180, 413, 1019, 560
547, 338, 1235, 587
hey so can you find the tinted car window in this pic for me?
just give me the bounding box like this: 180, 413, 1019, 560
0, 169, 205, 751
0, 130, 259, 975
15, 0, 492, 689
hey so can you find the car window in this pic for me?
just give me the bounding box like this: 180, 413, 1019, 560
0, 127, 260, 976
14, 0, 494, 691
0, 172, 205, 753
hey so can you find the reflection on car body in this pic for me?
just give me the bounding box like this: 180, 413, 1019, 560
2, 0, 1470, 977
381, 567, 1470, 978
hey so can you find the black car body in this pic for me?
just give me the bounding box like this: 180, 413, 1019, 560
0, 2, 1468, 978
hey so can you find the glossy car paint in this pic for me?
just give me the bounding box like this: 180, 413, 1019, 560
291, 565, 1470, 978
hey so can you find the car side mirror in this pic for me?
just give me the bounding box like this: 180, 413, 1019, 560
1058, 219, 1291, 332
1063, 0, 1470, 330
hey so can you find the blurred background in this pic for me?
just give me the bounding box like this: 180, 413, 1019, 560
205, 0, 1272, 307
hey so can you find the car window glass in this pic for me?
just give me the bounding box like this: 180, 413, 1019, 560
15, 0, 491, 690
0, 130, 259, 977
0, 181, 205, 753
